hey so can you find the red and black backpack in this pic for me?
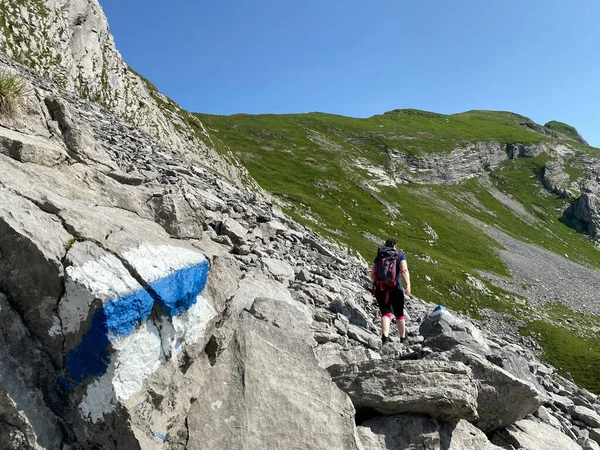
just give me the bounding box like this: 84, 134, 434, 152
373, 246, 399, 289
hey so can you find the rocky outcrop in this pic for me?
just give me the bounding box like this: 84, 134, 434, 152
389, 141, 574, 184
357, 414, 440, 450
358, 415, 504, 450
543, 159, 576, 198
571, 192, 600, 240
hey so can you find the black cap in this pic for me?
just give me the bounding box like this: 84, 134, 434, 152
385, 238, 396, 248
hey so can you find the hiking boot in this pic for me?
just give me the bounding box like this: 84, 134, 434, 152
381, 335, 390, 345
400, 336, 407, 344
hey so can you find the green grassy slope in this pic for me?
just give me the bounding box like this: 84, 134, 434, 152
197, 109, 600, 392
544, 120, 587, 144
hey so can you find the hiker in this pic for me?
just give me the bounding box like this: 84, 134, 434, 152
371, 238, 411, 345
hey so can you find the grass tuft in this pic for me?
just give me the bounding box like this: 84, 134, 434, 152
64, 233, 87, 251
0, 70, 26, 118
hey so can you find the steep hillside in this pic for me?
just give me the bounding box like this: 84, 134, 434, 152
198, 109, 600, 393
0, 0, 251, 185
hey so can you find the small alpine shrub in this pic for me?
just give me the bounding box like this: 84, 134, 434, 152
0, 70, 27, 118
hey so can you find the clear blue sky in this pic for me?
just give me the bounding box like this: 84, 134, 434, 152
99, 0, 599, 146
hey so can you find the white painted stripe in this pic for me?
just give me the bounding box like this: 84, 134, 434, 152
79, 321, 164, 423
123, 243, 207, 282
78, 295, 216, 423
59, 254, 141, 335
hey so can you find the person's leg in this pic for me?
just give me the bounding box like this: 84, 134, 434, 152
375, 288, 393, 343
391, 289, 406, 340
381, 313, 393, 342
396, 316, 405, 340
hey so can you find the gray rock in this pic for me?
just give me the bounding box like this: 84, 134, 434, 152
0, 294, 65, 449
590, 428, 600, 445
314, 342, 381, 370
572, 193, 600, 240
549, 392, 575, 413
440, 419, 504, 450
571, 405, 600, 428
303, 236, 335, 257
229, 273, 298, 319
262, 257, 295, 282
584, 439, 600, 450
45, 97, 117, 169
258, 220, 288, 241
507, 142, 547, 158
329, 298, 374, 330
423, 331, 489, 353
329, 359, 479, 422
0, 188, 72, 361
313, 309, 333, 324
347, 324, 381, 350
0, 126, 67, 166
392, 141, 508, 184
218, 217, 248, 244
492, 419, 583, 450
487, 346, 547, 399
543, 160, 574, 198
419, 309, 490, 354
148, 192, 205, 239
187, 297, 361, 450
357, 414, 440, 450
334, 318, 348, 335
433, 345, 543, 431
536, 405, 563, 430
205, 254, 241, 313
296, 268, 314, 282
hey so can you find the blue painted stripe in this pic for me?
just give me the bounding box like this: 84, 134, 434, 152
62, 261, 209, 389
153, 260, 210, 317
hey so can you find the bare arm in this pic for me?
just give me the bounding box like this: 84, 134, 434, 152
370, 264, 376, 282
400, 260, 411, 295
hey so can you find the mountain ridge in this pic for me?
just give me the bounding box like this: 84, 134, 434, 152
198, 107, 600, 394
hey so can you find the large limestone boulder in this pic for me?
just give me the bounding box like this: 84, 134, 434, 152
419, 307, 490, 354
187, 297, 361, 450
431, 345, 543, 431
329, 359, 479, 422
0, 155, 219, 447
